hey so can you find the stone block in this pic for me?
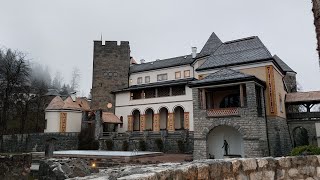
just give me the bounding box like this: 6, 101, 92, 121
288, 168, 299, 178
277, 157, 291, 168
242, 159, 257, 171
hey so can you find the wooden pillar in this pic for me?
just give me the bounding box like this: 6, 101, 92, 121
240, 84, 244, 107
167, 113, 174, 132
153, 114, 160, 132
155, 88, 158, 98
127, 115, 133, 132
184, 112, 190, 130
140, 114, 145, 132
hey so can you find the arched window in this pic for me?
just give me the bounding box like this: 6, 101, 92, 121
145, 108, 154, 131
120, 116, 123, 128
174, 106, 184, 130
219, 94, 240, 108
159, 107, 168, 130
132, 110, 140, 131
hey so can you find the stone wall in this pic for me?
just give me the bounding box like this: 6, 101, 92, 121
267, 116, 293, 157
85, 155, 320, 179
99, 131, 194, 153
0, 133, 79, 153
288, 119, 320, 146
193, 82, 269, 160
0, 153, 32, 179
91, 41, 130, 112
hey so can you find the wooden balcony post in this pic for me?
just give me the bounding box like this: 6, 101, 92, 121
240, 84, 244, 107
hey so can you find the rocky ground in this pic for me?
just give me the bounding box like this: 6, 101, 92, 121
69, 155, 320, 180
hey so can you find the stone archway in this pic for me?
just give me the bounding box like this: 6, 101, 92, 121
207, 125, 244, 159
145, 108, 154, 131
159, 107, 168, 130
132, 109, 140, 131
173, 106, 184, 130
293, 126, 309, 147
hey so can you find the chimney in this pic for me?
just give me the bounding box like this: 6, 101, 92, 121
70, 92, 77, 102
140, 59, 146, 64
192, 47, 197, 58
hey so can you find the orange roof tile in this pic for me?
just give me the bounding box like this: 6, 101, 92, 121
102, 112, 123, 124
46, 96, 64, 110
286, 91, 320, 104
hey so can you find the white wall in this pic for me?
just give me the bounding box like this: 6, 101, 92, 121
129, 65, 194, 86
316, 123, 320, 147
207, 126, 244, 159
115, 89, 194, 132
44, 110, 82, 133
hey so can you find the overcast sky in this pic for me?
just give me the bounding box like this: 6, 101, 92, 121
0, 0, 319, 95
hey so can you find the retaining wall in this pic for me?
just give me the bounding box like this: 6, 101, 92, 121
0, 133, 79, 153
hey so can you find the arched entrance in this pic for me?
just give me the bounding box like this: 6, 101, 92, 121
174, 106, 184, 130
145, 108, 154, 131
293, 126, 309, 147
207, 125, 244, 159
159, 107, 168, 130
132, 109, 140, 131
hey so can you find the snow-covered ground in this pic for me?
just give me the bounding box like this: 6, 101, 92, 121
52, 150, 161, 157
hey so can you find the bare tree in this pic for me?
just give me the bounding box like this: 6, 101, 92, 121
0, 48, 30, 130
52, 71, 63, 90
70, 67, 81, 93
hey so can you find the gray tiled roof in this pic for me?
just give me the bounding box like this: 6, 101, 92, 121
197, 36, 273, 71
113, 78, 195, 92
196, 32, 222, 58
189, 68, 261, 87
45, 89, 60, 96
273, 55, 295, 73
130, 55, 195, 73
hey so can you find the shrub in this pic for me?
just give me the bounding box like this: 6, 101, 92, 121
122, 140, 129, 151
139, 140, 147, 151
155, 138, 164, 152
290, 145, 320, 156
177, 140, 185, 153
105, 139, 113, 150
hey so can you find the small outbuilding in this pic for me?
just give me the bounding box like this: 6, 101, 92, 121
44, 96, 90, 133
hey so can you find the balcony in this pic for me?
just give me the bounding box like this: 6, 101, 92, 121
207, 108, 240, 117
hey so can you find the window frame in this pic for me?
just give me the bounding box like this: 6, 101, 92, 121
137, 77, 143, 84
145, 76, 150, 83
184, 70, 190, 78
157, 73, 168, 81
175, 71, 181, 79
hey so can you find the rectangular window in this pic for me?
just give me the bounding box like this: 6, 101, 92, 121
184, 70, 190, 78
175, 71, 181, 79
157, 87, 170, 97
145, 88, 156, 98
145, 76, 150, 83
157, 73, 167, 81
130, 90, 143, 100
172, 85, 185, 96
255, 85, 263, 117
137, 77, 142, 84
279, 94, 283, 113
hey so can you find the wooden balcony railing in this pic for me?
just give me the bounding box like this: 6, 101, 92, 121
207, 108, 240, 117
287, 112, 320, 120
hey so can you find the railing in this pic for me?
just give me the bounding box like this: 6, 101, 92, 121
287, 112, 320, 120
207, 108, 240, 117
102, 132, 115, 137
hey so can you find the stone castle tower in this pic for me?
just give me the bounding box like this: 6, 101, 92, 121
91, 41, 130, 112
